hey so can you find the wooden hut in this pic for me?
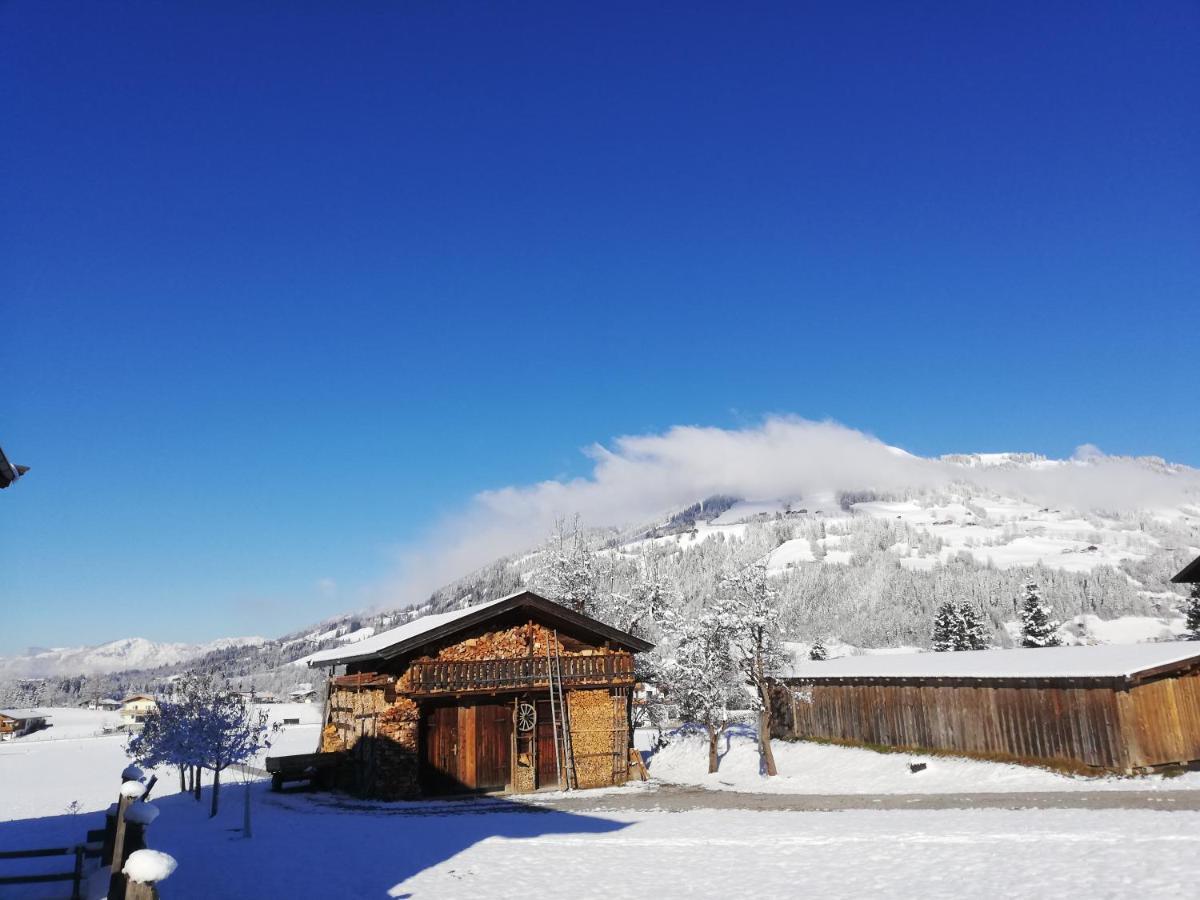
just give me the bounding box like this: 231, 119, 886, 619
299, 591, 652, 799
772, 642, 1200, 773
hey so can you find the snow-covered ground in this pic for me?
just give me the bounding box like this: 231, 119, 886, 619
4, 712, 1200, 898
646, 729, 1200, 794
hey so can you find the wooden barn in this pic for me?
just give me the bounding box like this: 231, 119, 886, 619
772, 642, 1200, 773
299, 591, 652, 799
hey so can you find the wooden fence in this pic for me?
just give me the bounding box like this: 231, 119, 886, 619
0, 835, 98, 899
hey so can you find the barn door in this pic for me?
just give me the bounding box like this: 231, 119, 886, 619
535, 698, 560, 788
421, 704, 460, 794
474, 701, 513, 791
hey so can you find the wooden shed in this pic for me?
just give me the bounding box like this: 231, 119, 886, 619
772, 642, 1200, 773
300, 591, 652, 799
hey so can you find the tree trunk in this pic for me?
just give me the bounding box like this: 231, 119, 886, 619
759, 705, 778, 776
242, 779, 252, 838
193, 766, 201, 801
178, 766, 186, 793
210, 767, 221, 817
707, 725, 720, 774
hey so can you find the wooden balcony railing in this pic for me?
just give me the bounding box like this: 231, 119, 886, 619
406, 653, 635, 695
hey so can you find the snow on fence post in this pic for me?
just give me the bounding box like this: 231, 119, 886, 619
121, 764, 145, 784
108, 780, 147, 900
122, 849, 177, 900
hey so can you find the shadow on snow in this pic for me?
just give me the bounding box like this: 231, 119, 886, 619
0, 781, 629, 899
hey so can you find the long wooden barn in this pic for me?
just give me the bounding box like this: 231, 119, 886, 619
771, 642, 1200, 773
299, 591, 652, 799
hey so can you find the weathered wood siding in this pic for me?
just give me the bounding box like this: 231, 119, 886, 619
1123, 671, 1200, 769
772, 678, 1149, 771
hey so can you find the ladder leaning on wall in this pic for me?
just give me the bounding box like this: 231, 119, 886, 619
545, 630, 576, 790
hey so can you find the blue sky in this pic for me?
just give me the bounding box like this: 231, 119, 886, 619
2, 3, 1197, 653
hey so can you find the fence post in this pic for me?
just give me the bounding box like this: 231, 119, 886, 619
108, 780, 146, 900
70, 845, 83, 900
122, 849, 176, 900
101, 802, 119, 866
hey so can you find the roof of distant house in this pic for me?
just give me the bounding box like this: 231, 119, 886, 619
0, 709, 51, 720
305, 590, 653, 668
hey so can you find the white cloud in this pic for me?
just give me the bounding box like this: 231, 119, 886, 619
384, 416, 1200, 606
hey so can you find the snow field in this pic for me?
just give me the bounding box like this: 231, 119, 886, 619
389, 808, 1200, 900
647, 730, 1200, 794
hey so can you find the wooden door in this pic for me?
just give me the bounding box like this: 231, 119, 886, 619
474, 701, 513, 791
535, 698, 561, 788
421, 704, 460, 794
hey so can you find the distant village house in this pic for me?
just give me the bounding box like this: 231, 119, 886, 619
0, 710, 49, 741
120, 694, 158, 729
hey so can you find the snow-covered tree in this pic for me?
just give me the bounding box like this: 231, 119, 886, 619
717, 562, 786, 776
537, 517, 600, 615
619, 560, 679, 638
660, 608, 740, 774
129, 674, 269, 818
808, 638, 828, 661
1185, 584, 1200, 640
931, 601, 962, 652
1019, 582, 1061, 648
958, 603, 990, 650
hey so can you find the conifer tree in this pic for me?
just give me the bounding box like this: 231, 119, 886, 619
1019, 582, 1061, 648
931, 601, 961, 652
1184, 584, 1200, 640
809, 638, 828, 661
957, 603, 990, 651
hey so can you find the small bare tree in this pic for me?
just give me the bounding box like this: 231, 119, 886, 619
717, 562, 785, 776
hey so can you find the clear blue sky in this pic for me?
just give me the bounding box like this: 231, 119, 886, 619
2, 2, 1197, 654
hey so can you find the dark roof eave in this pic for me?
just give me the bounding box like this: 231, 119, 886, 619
1171, 555, 1200, 583
308, 591, 653, 669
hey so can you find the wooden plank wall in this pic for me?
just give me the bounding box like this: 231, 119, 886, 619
1126, 672, 1200, 769
774, 679, 1136, 771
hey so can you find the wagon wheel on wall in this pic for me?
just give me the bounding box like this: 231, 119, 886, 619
517, 701, 537, 732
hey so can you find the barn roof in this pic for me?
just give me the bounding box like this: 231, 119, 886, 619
1172, 554, 1200, 583
783, 641, 1200, 683
305, 590, 653, 668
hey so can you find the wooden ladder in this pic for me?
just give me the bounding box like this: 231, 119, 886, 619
546, 630, 576, 790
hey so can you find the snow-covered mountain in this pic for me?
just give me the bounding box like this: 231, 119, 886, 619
0, 635, 266, 678
6, 449, 1199, 694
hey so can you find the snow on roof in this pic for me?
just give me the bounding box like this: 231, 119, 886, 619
783, 642, 1200, 681
304, 596, 511, 667
0, 709, 50, 719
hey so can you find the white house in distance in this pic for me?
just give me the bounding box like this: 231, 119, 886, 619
81, 697, 122, 711
120, 694, 158, 729
287, 683, 318, 703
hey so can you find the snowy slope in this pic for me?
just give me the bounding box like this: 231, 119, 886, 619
0, 635, 266, 678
